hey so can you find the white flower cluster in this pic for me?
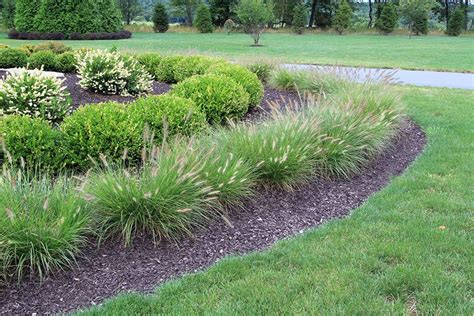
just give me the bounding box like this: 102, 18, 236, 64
76, 50, 153, 96
0, 68, 70, 123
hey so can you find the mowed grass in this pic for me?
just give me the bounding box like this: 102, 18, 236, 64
1, 32, 473, 72
79, 86, 473, 315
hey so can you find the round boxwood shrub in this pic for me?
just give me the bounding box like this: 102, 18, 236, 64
155, 55, 184, 83
60, 102, 143, 170
0, 68, 70, 124
137, 53, 163, 80
207, 63, 264, 108
0, 48, 28, 68
55, 52, 77, 73
0, 115, 63, 170
171, 74, 250, 124
28, 51, 57, 70
129, 95, 208, 142
173, 56, 220, 82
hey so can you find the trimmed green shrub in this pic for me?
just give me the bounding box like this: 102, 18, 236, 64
0, 115, 63, 170
76, 50, 153, 96
333, 0, 352, 34
173, 56, 219, 82
215, 112, 317, 189
153, 3, 169, 33
376, 3, 398, 34
292, 4, 308, 34
128, 95, 208, 142
0, 48, 28, 68
55, 52, 77, 73
84, 146, 218, 246
0, 68, 70, 124
154, 55, 184, 83
0, 170, 90, 281
137, 53, 163, 79
195, 4, 214, 33
14, 0, 41, 32
207, 63, 264, 107
446, 7, 464, 36
60, 102, 143, 170
171, 74, 250, 124
28, 51, 57, 70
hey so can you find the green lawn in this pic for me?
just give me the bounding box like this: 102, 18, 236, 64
1, 32, 473, 72
80, 86, 473, 315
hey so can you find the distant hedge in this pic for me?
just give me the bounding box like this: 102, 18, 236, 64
11, 0, 125, 39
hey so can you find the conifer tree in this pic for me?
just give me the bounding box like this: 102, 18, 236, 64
195, 4, 214, 33
333, 0, 352, 35
446, 6, 464, 36
153, 3, 169, 33
292, 3, 307, 34
376, 2, 398, 34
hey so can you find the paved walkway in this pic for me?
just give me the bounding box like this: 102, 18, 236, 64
283, 64, 474, 90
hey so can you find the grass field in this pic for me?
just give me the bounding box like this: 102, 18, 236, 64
79, 86, 473, 315
1, 32, 473, 72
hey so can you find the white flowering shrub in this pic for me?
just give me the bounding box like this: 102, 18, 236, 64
76, 50, 153, 96
0, 68, 70, 123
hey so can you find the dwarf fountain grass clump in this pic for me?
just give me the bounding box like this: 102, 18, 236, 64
216, 111, 319, 190
0, 169, 91, 281
83, 145, 221, 246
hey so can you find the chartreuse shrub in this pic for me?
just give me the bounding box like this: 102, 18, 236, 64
28, 51, 57, 70
55, 52, 77, 73
128, 95, 208, 141
76, 50, 153, 96
207, 63, 264, 108
0, 48, 28, 68
60, 102, 143, 170
0, 115, 64, 171
214, 111, 318, 189
172, 74, 250, 124
154, 55, 184, 83
173, 56, 221, 83
137, 53, 163, 79
0, 68, 71, 123
0, 169, 91, 281
83, 143, 220, 246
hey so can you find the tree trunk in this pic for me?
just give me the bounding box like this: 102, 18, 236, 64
464, 0, 469, 30
444, 0, 449, 29
186, 6, 193, 26
368, 0, 373, 27
308, 0, 317, 28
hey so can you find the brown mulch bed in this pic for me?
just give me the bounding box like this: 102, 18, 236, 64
0, 118, 426, 314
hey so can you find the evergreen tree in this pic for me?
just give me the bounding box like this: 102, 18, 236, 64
14, 0, 41, 32
194, 4, 214, 33
411, 8, 428, 35
333, 0, 352, 35
34, 0, 68, 33
209, 0, 238, 26
399, 0, 434, 36
97, 0, 124, 33
2, 0, 15, 29
292, 3, 307, 34
446, 6, 464, 36
376, 2, 398, 34
153, 3, 169, 33
74, 0, 102, 33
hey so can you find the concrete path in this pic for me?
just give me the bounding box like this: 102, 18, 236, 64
283, 64, 474, 90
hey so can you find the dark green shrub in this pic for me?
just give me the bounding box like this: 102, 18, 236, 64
60, 102, 143, 170
207, 63, 264, 108
55, 52, 77, 73
153, 3, 169, 33
292, 4, 308, 34
155, 55, 184, 83
28, 51, 57, 70
0, 48, 28, 68
128, 95, 208, 142
195, 4, 214, 33
0, 115, 63, 170
0, 171, 91, 281
14, 0, 41, 32
173, 56, 219, 82
172, 74, 250, 124
446, 7, 464, 36
376, 3, 398, 34
333, 0, 352, 34
137, 53, 163, 79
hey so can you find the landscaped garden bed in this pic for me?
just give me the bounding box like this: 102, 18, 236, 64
0, 45, 427, 314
